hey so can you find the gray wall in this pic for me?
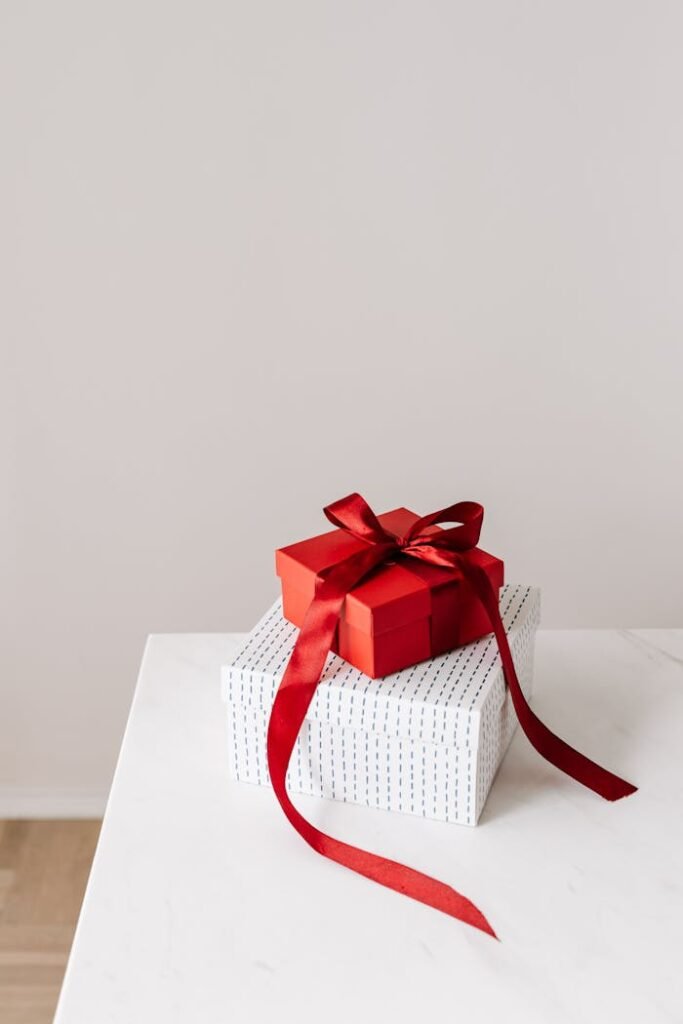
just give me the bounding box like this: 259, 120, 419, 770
2, 0, 682, 812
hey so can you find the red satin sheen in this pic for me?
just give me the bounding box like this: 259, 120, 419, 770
266, 494, 636, 938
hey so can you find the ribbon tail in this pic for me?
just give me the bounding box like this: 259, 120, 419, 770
463, 564, 637, 802
267, 556, 498, 939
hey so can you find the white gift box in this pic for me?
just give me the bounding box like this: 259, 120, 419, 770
221, 584, 540, 826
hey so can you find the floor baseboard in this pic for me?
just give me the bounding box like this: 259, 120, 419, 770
0, 786, 108, 819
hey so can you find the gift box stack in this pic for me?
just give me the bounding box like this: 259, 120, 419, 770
219, 494, 635, 937
222, 504, 540, 826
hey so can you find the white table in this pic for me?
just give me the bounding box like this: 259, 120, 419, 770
55, 630, 683, 1024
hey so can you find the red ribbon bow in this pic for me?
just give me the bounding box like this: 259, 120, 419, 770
267, 494, 636, 938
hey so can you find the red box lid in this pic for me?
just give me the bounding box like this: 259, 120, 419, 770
276, 507, 501, 637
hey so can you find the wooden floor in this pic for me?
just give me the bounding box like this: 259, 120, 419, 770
0, 820, 101, 1024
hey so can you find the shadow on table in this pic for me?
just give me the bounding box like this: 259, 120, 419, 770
479, 646, 660, 825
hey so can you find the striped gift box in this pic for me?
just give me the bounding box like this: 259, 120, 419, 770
221, 584, 540, 826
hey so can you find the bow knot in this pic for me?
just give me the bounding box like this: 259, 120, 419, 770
323, 492, 484, 570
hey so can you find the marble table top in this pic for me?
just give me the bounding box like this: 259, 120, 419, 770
55, 629, 683, 1024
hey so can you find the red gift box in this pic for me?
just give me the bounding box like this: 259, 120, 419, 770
276, 506, 504, 678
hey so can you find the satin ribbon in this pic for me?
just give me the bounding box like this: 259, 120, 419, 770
266, 494, 636, 938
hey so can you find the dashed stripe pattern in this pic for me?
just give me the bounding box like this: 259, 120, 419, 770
222, 584, 540, 826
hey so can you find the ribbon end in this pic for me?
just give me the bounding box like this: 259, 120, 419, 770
448, 897, 498, 940
477, 916, 499, 941
608, 780, 638, 801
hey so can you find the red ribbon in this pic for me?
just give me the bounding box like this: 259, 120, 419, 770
266, 494, 636, 938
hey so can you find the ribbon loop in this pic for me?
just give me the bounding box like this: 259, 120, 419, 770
404, 500, 484, 549
323, 492, 394, 546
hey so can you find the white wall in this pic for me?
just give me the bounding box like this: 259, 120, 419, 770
2, 0, 682, 814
